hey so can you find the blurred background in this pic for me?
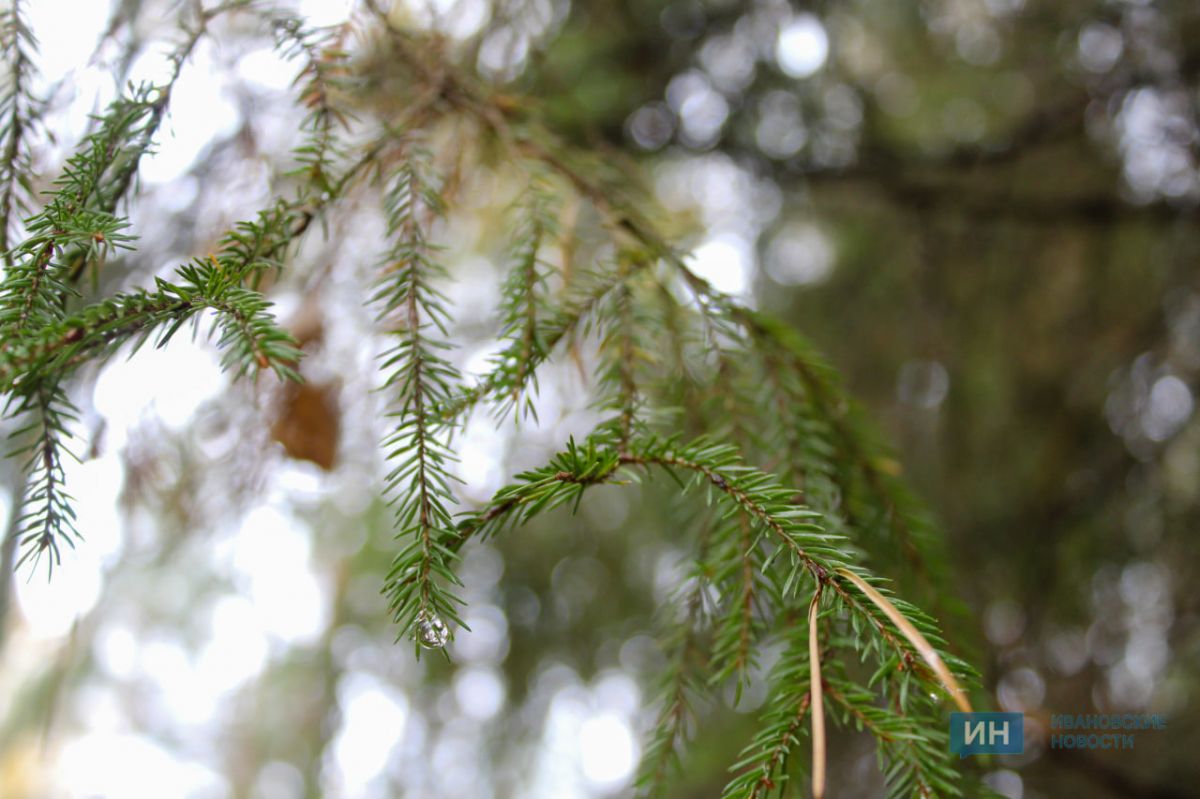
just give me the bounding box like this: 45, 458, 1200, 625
0, 0, 1198, 796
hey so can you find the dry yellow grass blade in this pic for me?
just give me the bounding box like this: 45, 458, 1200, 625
835, 567, 973, 713
808, 591, 826, 799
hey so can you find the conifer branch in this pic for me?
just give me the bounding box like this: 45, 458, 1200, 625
57, 2, 277, 286
694, 292, 774, 695
636, 516, 714, 796
417, 430, 976, 797
60, 3, 246, 284
401, 53, 952, 594
836, 566, 971, 713
86, 9, 209, 217
722, 632, 812, 799
434, 259, 651, 423
441, 430, 969, 696
743, 311, 942, 582
375, 153, 466, 649
0, 0, 39, 261
488, 182, 556, 420
211, 133, 393, 292
0, 259, 301, 392
8, 382, 79, 575
705, 508, 762, 697
0, 19, 986, 795
0, 73, 193, 330
271, 12, 354, 194
823, 676, 961, 798
612, 256, 638, 448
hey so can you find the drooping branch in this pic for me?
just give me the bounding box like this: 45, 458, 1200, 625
375, 152, 467, 649
0, 0, 39, 261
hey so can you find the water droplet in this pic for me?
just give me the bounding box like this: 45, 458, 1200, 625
415, 609, 449, 649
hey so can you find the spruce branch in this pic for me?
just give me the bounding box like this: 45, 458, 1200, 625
743, 310, 946, 584
0, 258, 301, 392
706, 507, 766, 699
439, 429, 968, 693
486, 180, 557, 420
7, 382, 79, 575
678, 279, 948, 588
0, 18, 987, 795
85, 9, 210, 218
211, 134, 396, 292
836, 567, 971, 713
392, 45, 954, 593
757, 344, 853, 544
0, 84, 164, 331
434, 257, 653, 423
374, 152, 466, 650
409, 427, 976, 797
0, 0, 40, 260
722, 630, 813, 799
823, 674, 962, 799
635, 515, 715, 797
610, 255, 639, 447
663, 283, 777, 697
270, 11, 355, 194
62, 3, 239, 282
0, 249, 298, 579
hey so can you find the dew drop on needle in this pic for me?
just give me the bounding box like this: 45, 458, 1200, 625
415, 609, 449, 649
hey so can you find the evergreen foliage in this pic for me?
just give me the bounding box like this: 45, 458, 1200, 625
0, 5, 991, 796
